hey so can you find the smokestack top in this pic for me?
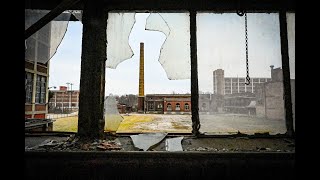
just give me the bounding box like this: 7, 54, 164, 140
140, 42, 144, 46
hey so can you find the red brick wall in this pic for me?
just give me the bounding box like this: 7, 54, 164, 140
164, 101, 191, 112
35, 104, 46, 111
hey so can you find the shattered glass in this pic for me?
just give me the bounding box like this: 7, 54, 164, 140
106, 12, 136, 69
130, 132, 167, 151
104, 95, 124, 132
25, 9, 70, 63
146, 13, 190, 80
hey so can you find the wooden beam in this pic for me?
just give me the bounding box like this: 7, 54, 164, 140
77, 0, 106, 139
279, 11, 294, 137
190, 10, 200, 136
25, 0, 80, 39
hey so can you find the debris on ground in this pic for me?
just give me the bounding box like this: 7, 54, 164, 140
25, 135, 295, 153
97, 141, 122, 151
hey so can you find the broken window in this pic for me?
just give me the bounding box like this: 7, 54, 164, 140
27, 9, 293, 137
104, 13, 191, 134
47, 21, 82, 132
197, 13, 286, 135
185, 103, 189, 110
25, 9, 71, 64
167, 103, 172, 111
175, 103, 181, 111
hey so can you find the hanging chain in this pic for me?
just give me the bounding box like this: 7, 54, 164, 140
244, 12, 250, 85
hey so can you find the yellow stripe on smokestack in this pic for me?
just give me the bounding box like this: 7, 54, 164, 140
139, 42, 144, 97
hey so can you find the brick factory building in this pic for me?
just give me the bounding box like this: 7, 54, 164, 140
145, 94, 191, 114
212, 66, 295, 120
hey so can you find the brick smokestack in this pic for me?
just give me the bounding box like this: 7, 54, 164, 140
139, 42, 144, 97
137, 42, 145, 113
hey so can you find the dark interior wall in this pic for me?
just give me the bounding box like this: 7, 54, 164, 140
25, 152, 295, 179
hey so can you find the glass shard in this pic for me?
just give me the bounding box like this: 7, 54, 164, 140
130, 132, 167, 151
106, 12, 136, 69
146, 13, 190, 80
25, 9, 70, 64
104, 95, 124, 132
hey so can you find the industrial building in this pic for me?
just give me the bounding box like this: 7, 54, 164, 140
211, 66, 295, 120
48, 85, 80, 113
213, 69, 272, 95
145, 94, 191, 114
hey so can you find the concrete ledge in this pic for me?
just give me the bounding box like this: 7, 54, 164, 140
25, 151, 295, 179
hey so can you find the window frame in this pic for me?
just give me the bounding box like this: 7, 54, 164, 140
167, 103, 172, 111
25, 0, 294, 137
175, 103, 180, 111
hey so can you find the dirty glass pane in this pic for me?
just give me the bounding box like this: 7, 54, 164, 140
287, 12, 295, 130
104, 95, 124, 132
106, 12, 136, 68
197, 13, 286, 135
145, 13, 190, 80
25, 9, 70, 63
105, 13, 191, 134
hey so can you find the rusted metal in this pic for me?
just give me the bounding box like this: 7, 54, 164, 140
25, 0, 81, 39
279, 11, 294, 137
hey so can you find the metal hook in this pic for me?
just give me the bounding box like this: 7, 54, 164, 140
245, 76, 250, 85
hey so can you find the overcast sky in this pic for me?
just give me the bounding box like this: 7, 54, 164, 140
49, 13, 290, 95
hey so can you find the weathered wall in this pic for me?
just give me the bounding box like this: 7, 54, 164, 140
265, 82, 285, 120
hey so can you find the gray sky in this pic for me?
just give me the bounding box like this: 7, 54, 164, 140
49, 13, 288, 95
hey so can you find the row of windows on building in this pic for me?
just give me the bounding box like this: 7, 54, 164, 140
167, 103, 189, 111
25, 72, 47, 104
